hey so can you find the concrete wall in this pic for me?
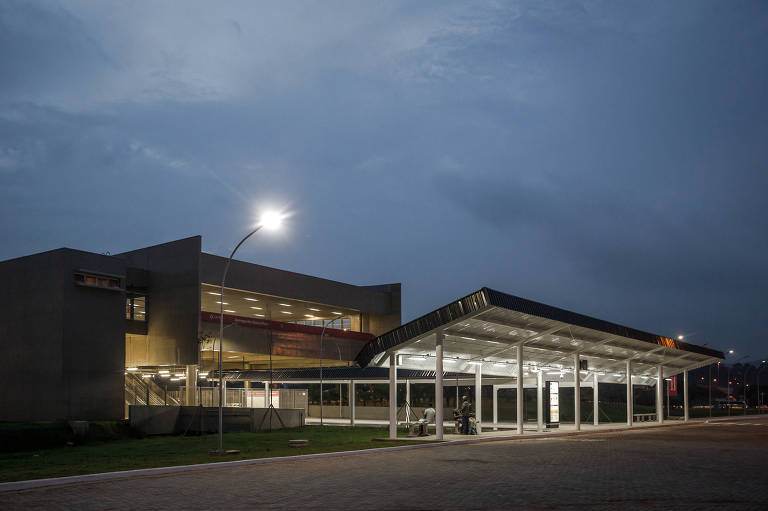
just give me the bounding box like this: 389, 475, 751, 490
117, 236, 201, 366
125, 333, 149, 367
61, 250, 127, 420
0, 249, 126, 421
361, 283, 402, 335
129, 405, 305, 434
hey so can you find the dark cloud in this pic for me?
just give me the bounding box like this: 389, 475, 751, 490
1, 0, 767, 357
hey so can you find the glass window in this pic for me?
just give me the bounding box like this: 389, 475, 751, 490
292, 317, 350, 330
126, 295, 147, 321
75, 272, 122, 290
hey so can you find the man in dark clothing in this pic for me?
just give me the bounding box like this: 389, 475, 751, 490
460, 395, 473, 435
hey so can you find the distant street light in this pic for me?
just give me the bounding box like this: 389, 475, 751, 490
215, 211, 285, 454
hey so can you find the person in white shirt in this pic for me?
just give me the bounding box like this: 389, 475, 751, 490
419, 404, 437, 436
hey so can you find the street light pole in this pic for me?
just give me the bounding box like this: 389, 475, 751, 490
218, 227, 262, 453
215, 212, 284, 454
742, 364, 750, 414
699, 340, 713, 419
727, 365, 732, 417
709, 363, 712, 419
758, 362, 767, 413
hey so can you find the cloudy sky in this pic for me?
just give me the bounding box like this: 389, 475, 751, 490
1, 1, 766, 359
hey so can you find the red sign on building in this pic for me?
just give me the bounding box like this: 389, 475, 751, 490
668, 375, 678, 396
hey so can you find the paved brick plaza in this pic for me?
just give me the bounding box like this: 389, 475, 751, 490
2, 417, 767, 510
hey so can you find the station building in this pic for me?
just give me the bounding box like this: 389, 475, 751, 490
0, 236, 400, 421
0, 235, 723, 434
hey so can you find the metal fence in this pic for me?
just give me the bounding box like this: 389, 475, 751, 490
126, 373, 309, 412
167, 387, 308, 412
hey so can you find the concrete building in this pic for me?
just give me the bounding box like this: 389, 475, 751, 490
0, 236, 401, 421
0, 236, 723, 432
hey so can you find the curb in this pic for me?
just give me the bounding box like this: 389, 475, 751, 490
0, 442, 446, 493
704, 414, 767, 423
1, 416, 761, 493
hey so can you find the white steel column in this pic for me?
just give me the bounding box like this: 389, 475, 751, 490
185, 365, 198, 405
492, 385, 499, 431
626, 360, 633, 427
264, 381, 268, 408
684, 369, 690, 422
593, 372, 599, 426
349, 380, 355, 426
656, 365, 664, 424
406, 379, 411, 423
475, 364, 482, 434
537, 369, 544, 432
516, 344, 524, 435
435, 331, 444, 440
389, 353, 397, 439
574, 354, 581, 431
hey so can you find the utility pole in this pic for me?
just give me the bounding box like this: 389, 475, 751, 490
708, 363, 712, 419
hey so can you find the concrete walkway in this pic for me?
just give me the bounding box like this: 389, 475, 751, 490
1, 415, 763, 493
2, 416, 767, 510
371, 416, 694, 443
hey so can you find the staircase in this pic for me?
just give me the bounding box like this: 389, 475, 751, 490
125, 373, 180, 407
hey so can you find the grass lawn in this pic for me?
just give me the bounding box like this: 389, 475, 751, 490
0, 426, 425, 483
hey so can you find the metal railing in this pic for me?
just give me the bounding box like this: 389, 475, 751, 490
125, 373, 181, 407
169, 388, 248, 407
126, 379, 308, 412
125, 373, 165, 406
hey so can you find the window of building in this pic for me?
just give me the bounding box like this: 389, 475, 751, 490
74, 271, 122, 290
126, 295, 147, 321
294, 317, 351, 330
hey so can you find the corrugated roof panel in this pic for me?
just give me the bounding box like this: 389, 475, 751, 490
354, 289, 489, 367
483, 288, 722, 359
355, 287, 724, 367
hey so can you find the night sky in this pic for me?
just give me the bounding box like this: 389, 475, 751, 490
1, 1, 766, 360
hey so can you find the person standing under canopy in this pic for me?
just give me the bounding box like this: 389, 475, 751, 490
460, 395, 473, 435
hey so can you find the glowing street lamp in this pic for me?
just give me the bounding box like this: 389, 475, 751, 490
215, 210, 286, 454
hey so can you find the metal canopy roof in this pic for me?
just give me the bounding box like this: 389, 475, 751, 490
355, 288, 724, 384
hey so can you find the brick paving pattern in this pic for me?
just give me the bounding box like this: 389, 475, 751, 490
2, 417, 767, 510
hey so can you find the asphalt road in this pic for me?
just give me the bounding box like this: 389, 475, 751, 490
2, 417, 767, 510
